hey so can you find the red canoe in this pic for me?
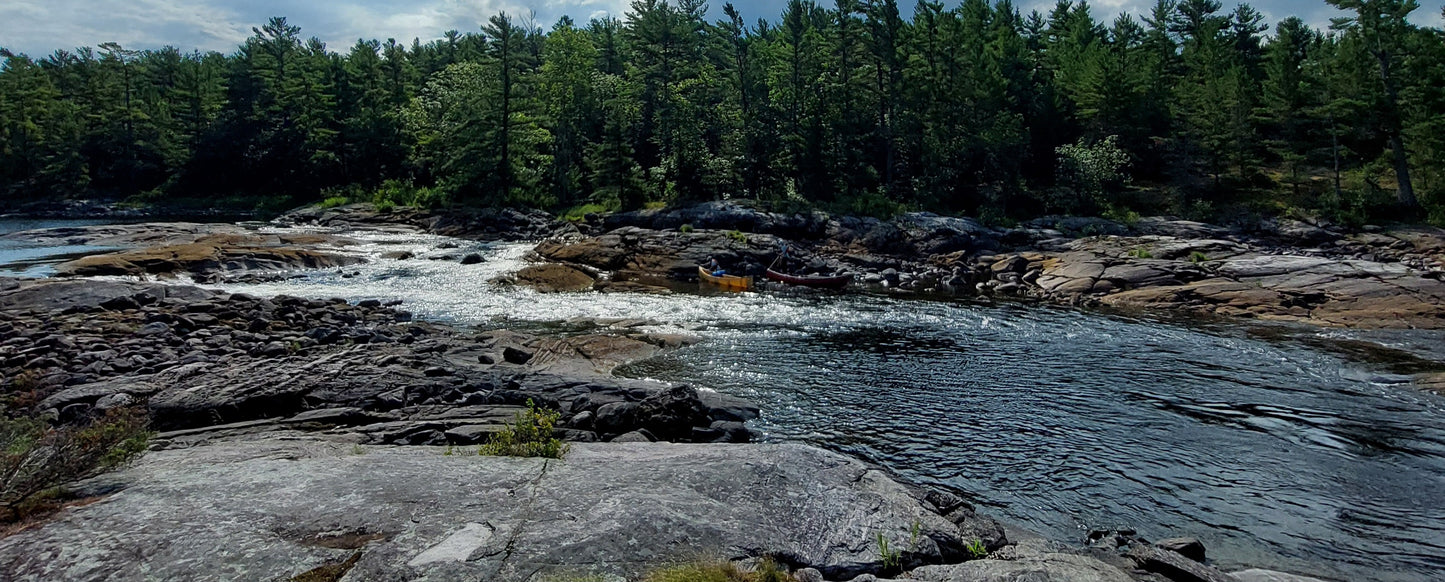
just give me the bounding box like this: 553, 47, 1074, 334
764, 269, 853, 289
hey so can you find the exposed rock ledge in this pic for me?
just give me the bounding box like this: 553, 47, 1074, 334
0, 437, 960, 581
0, 436, 1327, 582
3, 222, 365, 280
1, 277, 753, 445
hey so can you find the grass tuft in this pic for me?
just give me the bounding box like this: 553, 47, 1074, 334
644, 557, 787, 582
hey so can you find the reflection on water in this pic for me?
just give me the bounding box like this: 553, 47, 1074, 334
12, 226, 1442, 581
0, 219, 123, 277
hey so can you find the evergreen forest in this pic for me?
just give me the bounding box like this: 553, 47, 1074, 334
2, 0, 1443, 225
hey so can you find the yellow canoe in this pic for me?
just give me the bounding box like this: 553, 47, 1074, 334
699, 266, 753, 291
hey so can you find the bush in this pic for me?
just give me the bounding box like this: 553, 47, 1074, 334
726, 230, 747, 244
679, 224, 694, 233
371, 179, 447, 209
318, 196, 351, 209
1053, 135, 1131, 214
1, 408, 151, 521
1190, 251, 1209, 264
478, 400, 570, 459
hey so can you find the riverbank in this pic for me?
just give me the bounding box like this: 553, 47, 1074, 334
527, 202, 1445, 330
0, 277, 1331, 582
0, 206, 1427, 580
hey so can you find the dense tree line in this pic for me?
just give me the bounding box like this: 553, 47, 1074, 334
2, 0, 1443, 224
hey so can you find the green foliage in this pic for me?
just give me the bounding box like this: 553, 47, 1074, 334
318, 196, 351, 209
643, 557, 787, 582
727, 230, 748, 244
478, 400, 570, 459
2, 3, 1445, 224
1129, 247, 1155, 259
559, 203, 613, 223
679, 224, 694, 233
876, 531, 901, 571
1053, 135, 1133, 214
965, 538, 988, 559
1190, 251, 1210, 263
1, 408, 151, 519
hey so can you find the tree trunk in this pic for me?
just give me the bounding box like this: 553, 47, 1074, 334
1374, 50, 1417, 207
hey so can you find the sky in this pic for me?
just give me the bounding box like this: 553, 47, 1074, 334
0, 0, 1440, 57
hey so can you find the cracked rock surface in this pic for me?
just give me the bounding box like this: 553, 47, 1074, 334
0, 437, 962, 582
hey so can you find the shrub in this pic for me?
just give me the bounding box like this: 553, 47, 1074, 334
1053, 135, 1132, 214
478, 400, 570, 459
679, 224, 694, 233
1190, 251, 1209, 264
727, 230, 747, 244
318, 196, 351, 209
1, 408, 151, 521
1128, 248, 1154, 259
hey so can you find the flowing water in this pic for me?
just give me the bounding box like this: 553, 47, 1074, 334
9, 225, 1445, 581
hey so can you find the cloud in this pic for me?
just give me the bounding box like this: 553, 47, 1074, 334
0, 0, 250, 56
1, 0, 1438, 57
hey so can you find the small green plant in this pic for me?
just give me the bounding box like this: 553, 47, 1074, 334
350, 444, 365, 455
443, 444, 454, 456
1128, 247, 1154, 259
965, 538, 988, 559
478, 400, 570, 459
679, 224, 694, 233
727, 230, 748, 244
1189, 251, 1209, 264
876, 531, 901, 571
318, 196, 351, 209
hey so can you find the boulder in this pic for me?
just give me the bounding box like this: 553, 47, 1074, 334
1128, 544, 1234, 582
1155, 537, 1206, 562
513, 264, 596, 293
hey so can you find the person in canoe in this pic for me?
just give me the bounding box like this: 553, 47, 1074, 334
706, 257, 727, 276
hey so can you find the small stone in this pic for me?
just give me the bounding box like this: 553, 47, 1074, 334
357, 299, 382, 308
423, 367, 453, 377
460, 253, 485, 265
794, 568, 824, 582
258, 341, 289, 358
94, 393, 136, 410
135, 322, 170, 336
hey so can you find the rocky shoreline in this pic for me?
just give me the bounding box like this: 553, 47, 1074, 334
529, 202, 1445, 331
0, 203, 1413, 580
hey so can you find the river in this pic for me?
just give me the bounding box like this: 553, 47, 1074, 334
8, 224, 1445, 581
